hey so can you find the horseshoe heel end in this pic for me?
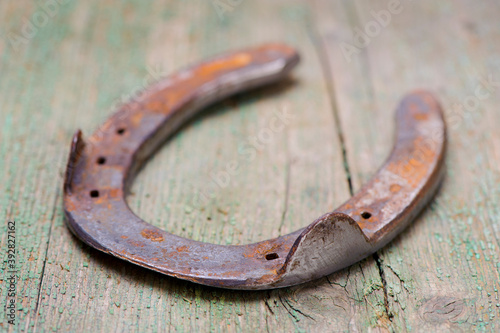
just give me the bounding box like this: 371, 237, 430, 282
63, 130, 109, 252
271, 90, 446, 288
63, 129, 85, 195
335, 89, 446, 246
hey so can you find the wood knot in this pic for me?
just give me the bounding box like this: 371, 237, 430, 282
421, 296, 465, 323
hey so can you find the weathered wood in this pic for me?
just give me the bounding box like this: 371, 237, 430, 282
316, 0, 500, 331
0, 0, 499, 332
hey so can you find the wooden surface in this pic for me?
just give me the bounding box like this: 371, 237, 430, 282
1, 0, 499, 331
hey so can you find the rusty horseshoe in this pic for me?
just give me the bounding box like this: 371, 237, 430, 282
63, 43, 446, 290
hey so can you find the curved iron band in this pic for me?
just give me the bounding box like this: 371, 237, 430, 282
63, 43, 446, 290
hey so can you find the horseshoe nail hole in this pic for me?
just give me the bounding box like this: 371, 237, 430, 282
265, 253, 279, 260
90, 190, 100, 198
116, 128, 126, 135
361, 211, 372, 219
96, 157, 106, 165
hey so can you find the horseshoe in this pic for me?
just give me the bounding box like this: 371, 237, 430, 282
63, 43, 446, 290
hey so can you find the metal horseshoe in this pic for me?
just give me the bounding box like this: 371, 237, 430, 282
63, 43, 446, 290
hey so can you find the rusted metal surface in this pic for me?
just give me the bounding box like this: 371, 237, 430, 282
63, 44, 446, 290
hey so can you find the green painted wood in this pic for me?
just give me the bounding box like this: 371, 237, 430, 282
0, 0, 498, 332
316, 0, 500, 331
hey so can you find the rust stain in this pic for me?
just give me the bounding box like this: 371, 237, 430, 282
141, 229, 165, 242
130, 111, 144, 126
109, 188, 121, 198
414, 113, 429, 120
64, 198, 76, 212
176, 245, 189, 252
145, 100, 168, 113
390, 184, 402, 193
387, 137, 436, 188
198, 53, 252, 77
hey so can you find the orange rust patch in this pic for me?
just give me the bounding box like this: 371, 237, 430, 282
121, 235, 128, 239
414, 113, 429, 120
254, 272, 280, 285
145, 100, 168, 113
109, 188, 121, 198
93, 196, 106, 205
390, 184, 402, 193
198, 53, 252, 77
145, 88, 184, 114
387, 137, 436, 188
64, 198, 76, 212
131, 111, 144, 126
176, 245, 189, 252
243, 240, 282, 258
141, 229, 165, 242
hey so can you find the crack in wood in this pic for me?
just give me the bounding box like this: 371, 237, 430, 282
33, 189, 61, 329
374, 252, 394, 322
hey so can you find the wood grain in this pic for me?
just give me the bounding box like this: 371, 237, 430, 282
316, 0, 500, 331
0, 0, 498, 332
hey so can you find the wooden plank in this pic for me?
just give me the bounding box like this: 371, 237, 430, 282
0, 1, 81, 332
0, 0, 394, 332
5, 0, 499, 331
315, 0, 500, 331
